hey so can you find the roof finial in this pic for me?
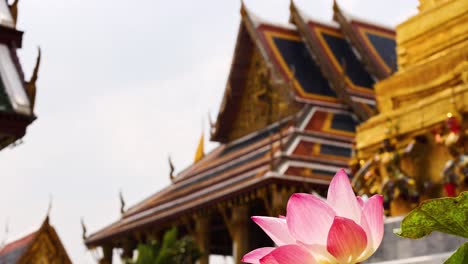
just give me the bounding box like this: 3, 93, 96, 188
168, 155, 175, 181
289, 0, 298, 24
208, 111, 215, 133
26, 47, 41, 111
240, 0, 250, 18
9, 0, 19, 26
81, 218, 87, 241
46, 193, 53, 218
332, 0, 341, 15
119, 190, 125, 215
289, 0, 297, 11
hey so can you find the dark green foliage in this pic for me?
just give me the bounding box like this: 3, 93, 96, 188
394, 192, 468, 239
444, 243, 468, 264
124, 227, 201, 264
394, 192, 468, 264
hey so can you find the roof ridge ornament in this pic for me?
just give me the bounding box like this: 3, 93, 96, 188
26, 46, 41, 111
208, 111, 216, 138
119, 190, 125, 215
332, 0, 339, 13
46, 193, 53, 218
169, 155, 175, 182
81, 218, 87, 241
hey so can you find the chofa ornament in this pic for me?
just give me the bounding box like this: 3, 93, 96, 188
242, 169, 384, 264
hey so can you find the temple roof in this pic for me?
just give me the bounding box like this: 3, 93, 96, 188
290, 2, 377, 120
86, 105, 358, 246
0, 217, 71, 264
0, 1, 37, 150
0, 232, 36, 264
212, 4, 353, 142
333, 1, 396, 79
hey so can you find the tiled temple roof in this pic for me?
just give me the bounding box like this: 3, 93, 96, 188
290, 2, 377, 120
0, 232, 36, 264
333, 0, 396, 79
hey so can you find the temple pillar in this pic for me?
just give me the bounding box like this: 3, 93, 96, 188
195, 215, 210, 264
261, 185, 288, 217
99, 245, 113, 264
120, 240, 135, 261
231, 204, 249, 264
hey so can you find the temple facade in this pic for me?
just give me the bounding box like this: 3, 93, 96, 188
84, 2, 397, 263
0, 217, 72, 264
0, 0, 39, 150
352, 0, 468, 216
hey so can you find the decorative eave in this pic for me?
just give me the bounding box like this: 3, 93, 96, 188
0, 24, 22, 47
333, 1, 395, 79
0, 111, 35, 150
85, 105, 356, 247
125, 124, 294, 217
84, 172, 331, 248
289, 2, 375, 121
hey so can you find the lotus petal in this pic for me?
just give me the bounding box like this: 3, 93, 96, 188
252, 216, 295, 246
327, 216, 367, 264
286, 193, 336, 245
260, 245, 317, 264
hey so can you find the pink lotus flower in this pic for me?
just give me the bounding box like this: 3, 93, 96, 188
242, 169, 384, 264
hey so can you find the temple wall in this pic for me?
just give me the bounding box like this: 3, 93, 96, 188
365, 217, 467, 264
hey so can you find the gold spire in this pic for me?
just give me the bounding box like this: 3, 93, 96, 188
26, 47, 41, 111
194, 133, 205, 163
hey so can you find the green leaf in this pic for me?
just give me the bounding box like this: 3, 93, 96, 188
125, 227, 200, 264
394, 191, 468, 239
444, 242, 468, 264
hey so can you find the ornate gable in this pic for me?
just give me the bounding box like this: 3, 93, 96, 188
0, 217, 72, 264
212, 15, 298, 143
226, 46, 296, 141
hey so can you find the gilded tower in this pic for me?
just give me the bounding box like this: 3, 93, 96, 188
353, 0, 468, 215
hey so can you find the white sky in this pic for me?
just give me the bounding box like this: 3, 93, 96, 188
1, 0, 418, 263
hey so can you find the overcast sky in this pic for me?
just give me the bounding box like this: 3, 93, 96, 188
0, 0, 418, 263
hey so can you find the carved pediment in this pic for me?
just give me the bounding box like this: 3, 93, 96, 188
226, 48, 296, 142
